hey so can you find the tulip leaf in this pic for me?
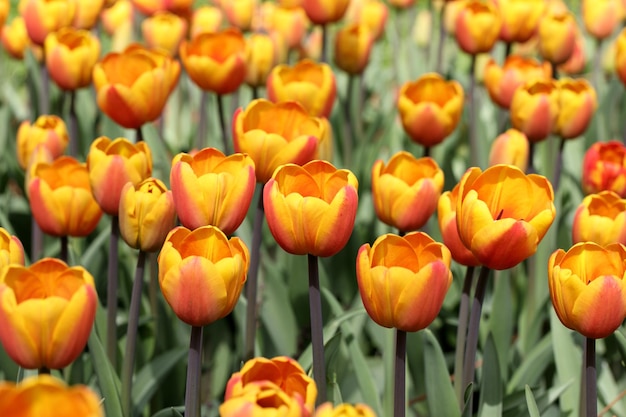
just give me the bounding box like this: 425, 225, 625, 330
478, 333, 502, 417
80, 226, 111, 274
88, 328, 123, 417
150, 406, 184, 417
259, 266, 298, 357
597, 359, 626, 416
549, 310, 581, 416
525, 385, 540, 417
506, 334, 552, 393
488, 271, 513, 381
423, 328, 461, 417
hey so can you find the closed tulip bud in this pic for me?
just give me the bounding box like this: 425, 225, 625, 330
302, 0, 350, 25
537, 10, 577, 65
141, 11, 187, 57
269, 5, 309, 50
549, 242, 626, 339
72, 0, 104, 29
510, 79, 559, 143
0, 258, 97, 369
497, 0, 544, 44
443, 0, 467, 35
357, 232, 452, 332
190, 6, 222, 37
559, 35, 586, 75
397, 73, 464, 147
87, 136, 153, 215
456, 165, 556, 270
1, 16, 34, 60
412, 9, 432, 48
0, 228, 25, 270
170, 148, 255, 234
157, 225, 249, 326
16, 115, 69, 170
455, 0, 501, 55
179, 28, 247, 95
264, 160, 358, 257
554, 78, 597, 139
372, 152, 444, 233
582, 141, 626, 197
233, 99, 323, 183
314, 403, 376, 417
100, 0, 133, 36
222, 0, 256, 31
21, 0, 75, 45
45, 28, 100, 91
572, 191, 626, 246
131, 0, 166, 16
488, 128, 529, 171
484, 55, 552, 110
583, 0, 619, 40
615, 28, 626, 86
0, 0, 8, 28
334, 23, 373, 75
245, 32, 279, 87
348, 0, 387, 41
437, 184, 480, 267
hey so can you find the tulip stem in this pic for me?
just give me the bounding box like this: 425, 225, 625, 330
121, 250, 146, 417
552, 137, 566, 194
585, 337, 597, 417
435, 3, 446, 74
394, 329, 407, 417
69, 90, 79, 157
308, 254, 326, 405
197, 92, 208, 150
321, 24, 328, 64
504, 42, 512, 60
423, 146, 430, 158
106, 216, 120, 368
244, 191, 265, 361
31, 221, 43, 263
462, 265, 490, 413
39, 61, 50, 116
216, 94, 231, 154
60, 236, 69, 264
251, 85, 259, 100
341, 75, 355, 167
136, 126, 143, 143
454, 265, 475, 408
468, 54, 479, 168
551, 62, 559, 80
38, 367, 50, 375
527, 142, 536, 174
185, 325, 203, 417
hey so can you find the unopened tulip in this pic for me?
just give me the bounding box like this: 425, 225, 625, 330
1, 17, 33, 60
314, 402, 376, 417
222, 0, 256, 31
45, 28, 100, 91
397, 73, 464, 147
170, 148, 255, 234
549, 242, 626, 339
582, 141, 626, 197
437, 184, 480, 267
334, 23, 373, 75
100, 0, 133, 36
456, 164, 556, 270
582, 0, 619, 40
72, 0, 105, 29
87, 136, 153, 215
537, 10, 577, 65
269, 5, 309, 50
142, 11, 187, 56
348, 0, 387, 41
455, 0, 501, 54
0, 0, 8, 28
190, 5, 223, 37
372, 152, 444, 233
16, 115, 69, 170
443, 0, 467, 35
131, 0, 166, 16
510, 79, 559, 143
559, 35, 586, 75
0, 228, 25, 270
245, 32, 279, 87
497, 0, 544, 44
554, 78, 597, 139
572, 191, 626, 246
264, 160, 358, 257
158, 225, 249, 326
21, 0, 75, 45
0, 258, 97, 369
302, 0, 350, 24
615, 28, 626, 86
488, 128, 529, 171
357, 232, 452, 331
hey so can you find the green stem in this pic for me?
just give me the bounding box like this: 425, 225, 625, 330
244, 190, 264, 360
196, 92, 208, 150
136, 126, 143, 143
469, 55, 479, 168
394, 329, 407, 417
69, 90, 79, 157
217, 94, 230, 154
585, 337, 597, 417
454, 265, 475, 408
106, 216, 120, 368
39, 367, 50, 375
59, 236, 69, 265
308, 254, 326, 405
552, 137, 566, 194
423, 146, 431, 158
251, 85, 259, 100
184, 326, 203, 417
31, 218, 43, 262
341, 75, 355, 167
40, 61, 49, 116
321, 24, 328, 64
435, 3, 446, 73
527, 142, 536, 174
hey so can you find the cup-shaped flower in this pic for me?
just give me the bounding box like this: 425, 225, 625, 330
484, 55, 552, 110
582, 141, 626, 197
572, 191, 626, 246
179, 28, 246, 95
488, 128, 529, 171
456, 165, 556, 270
170, 148, 255, 234
141, 11, 187, 57
93, 44, 180, 129
157, 226, 249, 327
190, 5, 223, 38
220, 380, 308, 417
264, 160, 358, 257
1, 16, 35, 60
29, 157, 103, 238
302, 0, 350, 24
554, 78, 597, 139
549, 242, 626, 339
437, 184, 480, 267
222, 0, 256, 31
538, 10, 577, 65
72, 0, 104, 30
455, 0, 501, 55
497, 0, 544, 44
119, 178, 176, 252
0, 375, 103, 417
267, 59, 336, 118
44, 27, 101, 91
357, 232, 452, 332
268, 5, 309, 50
334, 23, 374, 75
582, 0, 619, 40
16, 115, 69, 170
510, 79, 559, 143
233, 99, 322, 183
372, 152, 444, 233
0, 258, 97, 369
87, 136, 153, 216
21, 0, 75, 45
245, 32, 279, 88
314, 402, 376, 417
347, 0, 388, 41
397, 73, 464, 147
0, 228, 25, 271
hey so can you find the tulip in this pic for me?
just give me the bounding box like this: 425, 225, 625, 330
509, 79, 559, 143
443, 0, 467, 35
333, 23, 374, 75
222, 0, 256, 31
190, 5, 223, 37
44, 28, 100, 91
314, 403, 377, 417
269, 5, 309, 50
488, 128, 529, 171
16, 115, 69, 170
559, 34, 586, 75
372, 152, 444, 233
357, 232, 453, 332
483, 55, 552, 109
141, 11, 187, 57
389, 0, 414, 8
302, 0, 350, 25
437, 185, 480, 267
170, 148, 255, 234
245, 32, 279, 87
456, 165, 556, 270
397, 73, 464, 147
0, 228, 24, 270
162, 0, 193, 15
549, 242, 626, 339
279, 0, 302, 7
267, 59, 335, 118
86, 136, 153, 216
347, 0, 387, 41
220, 380, 308, 417
615, 28, 626, 86
72, 0, 105, 29
100, 0, 134, 36
582, 141, 626, 197
0, 375, 103, 417
0, 0, 7, 28
157, 225, 249, 327
582, 0, 619, 40
572, 191, 626, 246
496, 0, 544, 44
21, 0, 75, 45
455, 0, 501, 55
0, 258, 97, 369
554, 78, 597, 139
1, 16, 35, 60
537, 10, 577, 65
232, 99, 323, 183
131, 0, 166, 16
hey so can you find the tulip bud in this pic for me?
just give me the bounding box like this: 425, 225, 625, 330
0, 228, 25, 270
554, 78, 597, 139
101, 0, 134, 36
615, 27, 626, 87
268, 5, 309, 50
21, 0, 75, 45
537, 10, 577, 65
131, 0, 166, 16
510, 79, 560, 143
190, 5, 223, 37
302, 0, 350, 25
16, 115, 69, 170
348, 0, 387, 41
455, 0, 501, 55
45, 28, 100, 91
488, 129, 529, 171
582, 141, 626, 197
142, 11, 187, 57
497, 0, 545, 44
558, 34, 586, 75
73, 0, 105, 29
334, 23, 373, 75
245, 32, 279, 87
572, 191, 626, 246
582, 0, 619, 40
1, 16, 35, 60
222, 0, 256, 32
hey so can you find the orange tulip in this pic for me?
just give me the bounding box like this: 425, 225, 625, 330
389, 0, 414, 8
357, 232, 452, 332
0, 258, 97, 369
582, 141, 626, 197
549, 242, 626, 339
334, 23, 373, 75
510, 79, 559, 143
496, 0, 544, 44
0, 0, 8, 28
372, 151, 444, 233
488, 128, 529, 171
264, 160, 358, 257
21, 0, 75, 45
190, 5, 223, 37
347, 0, 387, 41
16, 115, 69, 170
45, 28, 100, 91
100, 0, 134, 36
537, 10, 577, 65
456, 165, 556, 270
455, 0, 501, 55
0, 228, 24, 272
170, 148, 255, 234
72, 0, 105, 29
1, 16, 35, 60
437, 184, 480, 267
582, 0, 619, 40
157, 226, 249, 326
572, 191, 626, 246
220, 380, 308, 417
397, 73, 464, 147
554, 78, 597, 139
131, 0, 166, 16
86, 136, 153, 216
162, 0, 192, 15
245, 32, 280, 87
302, 0, 350, 25
222, 0, 256, 31
268, 5, 309, 50
232, 99, 322, 183
141, 11, 187, 57
314, 403, 376, 417
558, 34, 586, 75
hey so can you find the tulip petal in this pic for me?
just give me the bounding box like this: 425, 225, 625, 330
471, 218, 538, 270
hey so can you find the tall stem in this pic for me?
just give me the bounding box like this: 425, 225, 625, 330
31, 221, 43, 262
585, 337, 597, 417
122, 250, 147, 417
40, 61, 50, 116
196, 92, 208, 150
136, 126, 144, 143
106, 216, 120, 367
468, 55, 479, 168
217, 94, 230, 154
527, 142, 536, 174
435, 4, 446, 74
244, 190, 265, 360
341, 75, 355, 167
185, 326, 203, 417
552, 137, 566, 194
454, 265, 475, 408
69, 90, 79, 157
59, 236, 69, 264
321, 24, 328, 64
308, 254, 326, 405
394, 329, 407, 417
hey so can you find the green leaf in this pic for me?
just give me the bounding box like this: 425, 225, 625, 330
488, 271, 513, 381
525, 385, 540, 417
150, 406, 185, 417
88, 326, 123, 417
549, 310, 581, 416
506, 334, 552, 393
423, 328, 461, 417
479, 333, 502, 417
259, 265, 298, 356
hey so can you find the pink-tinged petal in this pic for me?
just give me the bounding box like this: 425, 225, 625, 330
313, 186, 358, 257
170, 161, 209, 228
571, 275, 626, 339
471, 219, 538, 270
0, 286, 40, 368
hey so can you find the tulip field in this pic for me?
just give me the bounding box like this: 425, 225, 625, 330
3, 0, 626, 416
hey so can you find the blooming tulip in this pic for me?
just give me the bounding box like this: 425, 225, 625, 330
496, 0, 544, 44
87, 136, 153, 215
537, 10, 577, 65
190, 5, 223, 37
44, 28, 100, 91
0, 228, 24, 270
582, 0, 619, 40
314, 402, 376, 417
0, 258, 97, 369
222, 0, 256, 31
437, 184, 480, 267
1, 17, 35, 60
456, 165, 556, 270
157, 226, 249, 326
397, 73, 464, 147
16, 115, 69, 170
334, 23, 374, 75
582, 141, 626, 197
21, 0, 75, 45
372, 152, 444, 233
302, 0, 350, 25
549, 242, 626, 339
455, 0, 501, 54
220, 380, 308, 417
245, 32, 280, 87
510, 79, 559, 143
141, 11, 187, 57
72, 0, 105, 29
170, 148, 255, 234
232, 99, 323, 183
264, 160, 358, 257
357, 232, 453, 332
554, 78, 597, 139
488, 128, 529, 171
572, 191, 626, 246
